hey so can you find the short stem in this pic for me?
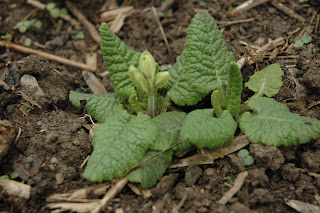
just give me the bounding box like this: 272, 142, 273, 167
148, 95, 155, 117
159, 93, 170, 113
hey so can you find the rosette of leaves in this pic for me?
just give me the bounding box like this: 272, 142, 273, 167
69, 11, 320, 188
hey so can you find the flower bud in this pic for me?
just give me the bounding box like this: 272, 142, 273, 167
128, 65, 149, 93
129, 65, 140, 83
139, 51, 156, 79
154, 71, 170, 88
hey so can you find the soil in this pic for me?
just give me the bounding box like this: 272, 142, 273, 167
1, 0, 320, 212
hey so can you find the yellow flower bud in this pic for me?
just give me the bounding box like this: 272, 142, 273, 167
128, 65, 149, 93
154, 71, 170, 88
139, 51, 156, 80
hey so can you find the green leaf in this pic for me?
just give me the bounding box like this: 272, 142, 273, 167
83, 113, 158, 181
167, 54, 206, 106
150, 111, 190, 151
100, 23, 141, 98
181, 109, 237, 148
128, 92, 144, 113
50, 8, 60, 19
46, 2, 56, 10
301, 34, 312, 44
222, 62, 243, 116
293, 40, 305, 48
184, 11, 235, 94
239, 97, 320, 146
126, 150, 173, 188
69, 91, 124, 123
245, 63, 283, 97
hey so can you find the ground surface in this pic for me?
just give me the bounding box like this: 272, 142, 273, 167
0, 0, 320, 212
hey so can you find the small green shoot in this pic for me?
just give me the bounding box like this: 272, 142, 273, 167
0, 175, 10, 179
16, 19, 42, 33
57, 19, 64, 27
237, 149, 254, 166
225, 176, 234, 186
1, 33, 11, 40
0, 173, 20, 180
46, 2, 67, 19
24, 38, 32, 47
243, 155, 254, 166
237, 149, 249, 158
21, 101, 36, 111
75, 31, 85, 40
294, 34, 312, 49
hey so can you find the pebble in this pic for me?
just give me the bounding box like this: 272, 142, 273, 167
153, 174, 178, 196
55, 173, 64, 185
45, 131, 59, 144
20, 74, 44, 100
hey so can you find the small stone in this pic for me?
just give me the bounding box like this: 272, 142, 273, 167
204, 168, 214, 176
55, 173, 64, 185
229, 202, 256, 213
20, 74, 44, 100
45, 131, 59, 144
185, 165, 202, 186
153, 174, 178, 196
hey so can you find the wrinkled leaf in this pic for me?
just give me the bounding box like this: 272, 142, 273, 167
83, 113, 158, 181
150, 111, 190, 151
100, 23, 141, 98
222, 62, 243, 116
184, 11, 235, 94
181, 109, 237, 148
69, 91, 124, 123
167, 54, 206, 106
126, 150, 173, 188
239, 97, 320, 146
245, 63, 283, 97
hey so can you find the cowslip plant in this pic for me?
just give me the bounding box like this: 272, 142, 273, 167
69, 11, 320, 188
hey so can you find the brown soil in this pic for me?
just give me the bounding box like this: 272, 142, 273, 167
1, 0, 320, 212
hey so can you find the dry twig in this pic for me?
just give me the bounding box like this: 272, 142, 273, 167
171, 135, 249, 168
217, 171, 248, 205
271, 0, 305, 23
91, 178, 128, 213
216, 18, 255, 28
66, 1, 101, 45
109, 13, 126, 34
0, 40, 96, 72
99, 6, 133, 22
82, 53, 107, 94
123, 141, 182, 177
151, 6, 172, 56
229, 0, 271, 17
286, 199, 320, 213
315, 14, 319, 34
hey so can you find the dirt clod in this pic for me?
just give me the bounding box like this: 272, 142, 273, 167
300, 150, 320, 173
185, 165, 202, 186
250, 143, 285, 171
